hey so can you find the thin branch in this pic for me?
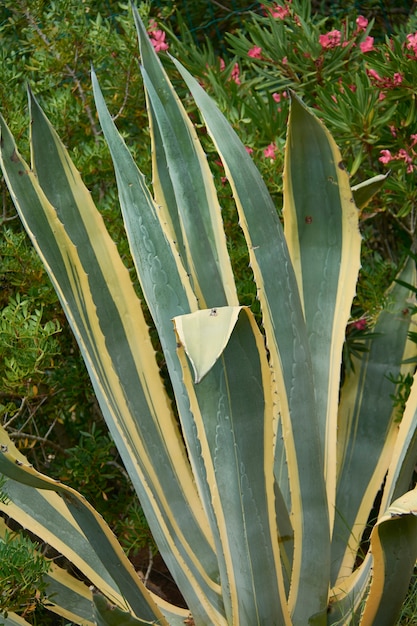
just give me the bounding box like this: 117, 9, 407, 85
105, 459, 131, 483
143, 545, 154, 587
8, 431, 70, 456
208, 0, 262, 15
1, 184, 19, 224
3, 397, 28, 429
208, 0, 235, 13
112, 64, 133, 123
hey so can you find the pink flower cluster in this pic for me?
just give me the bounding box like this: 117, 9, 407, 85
248, 46, 263, 59
264, 142, 277, 159
262, 2, 291, 20
319, 16, 374, 52
379, 134, 417, 174
360, 36, 374, 53
319, 29, 342, 50
272, 91, 287, 103
148, 19, 169, 52
356, 15, 368, 31
219, 58, 241, 85
353, 318, 367, 330
248, 45, 288, 66
262, 92, 288, 157
406, 32, 417, 57
367, 68, 404, 99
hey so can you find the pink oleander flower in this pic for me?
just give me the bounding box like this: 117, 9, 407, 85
319, 30, 342, 50
353, 318, 367, 330
248, 46, 263, 59
367, 68, 383, 82
218, 58, 240, 84
398, 149, 413, 165
360, 36, 374, 53
264, 142, 277, 159
272, 5, 290, 19
367, 68, 402, 92
230, 62, 241, 85
148, 18, 157, 32
149, 29, 169, 52
356, 16, 368, 31
219, 58, 241, 84
393, 72, 403, 86
379, 149, 393, 164
263, 3, 290, 19
245, 146, 254, 155
411, 134, 417, 146
272, 91, 288, 104
397, 148, 415, 174
406, 32, 417, 57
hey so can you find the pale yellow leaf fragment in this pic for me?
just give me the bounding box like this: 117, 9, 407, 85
173, 306, 243, 383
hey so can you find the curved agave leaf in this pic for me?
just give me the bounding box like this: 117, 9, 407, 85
41, 565, 95, 625
0, 434, 166, 624
92, 590, 192, 626
1, 480, 189, 626
383, 386, 417, 507
355, 354, 417, 624
360, 487, 417, 626
92, 591, 156, 626
0, 437, 122, 609
333, 259, 417, 584
328, 553, 372, 624
0, 613, 31, 626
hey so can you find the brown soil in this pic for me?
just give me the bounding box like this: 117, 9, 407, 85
130, 548, 188, 609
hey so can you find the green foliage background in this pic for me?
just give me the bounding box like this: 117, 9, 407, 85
0, 0, 416, 622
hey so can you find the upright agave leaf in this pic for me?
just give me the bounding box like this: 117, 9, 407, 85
283, 93, 362, 528
169, 55, 334, 624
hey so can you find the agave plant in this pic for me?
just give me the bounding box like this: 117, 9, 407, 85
0, 5, 417, 626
